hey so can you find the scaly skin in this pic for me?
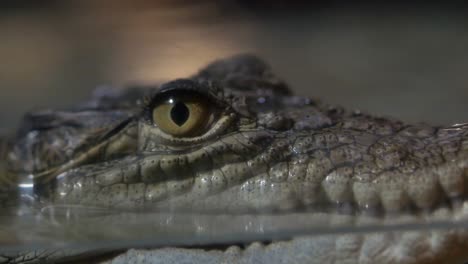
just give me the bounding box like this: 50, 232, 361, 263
1, 55, 468, 263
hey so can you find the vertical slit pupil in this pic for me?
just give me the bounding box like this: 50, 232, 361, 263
170, 102, 190, 126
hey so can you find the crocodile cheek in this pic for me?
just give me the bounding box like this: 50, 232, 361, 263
406, 168, 442, 210
95, 184, 128, 207
437, 164, 465, 198
103, 125, 138, 159
352, 181, 380, 212
51, 171, 109, 207
463, 138, 468, 151
375, 171, 411, 213
140, 157, 165, 183
159, 155, 194, 196
144, 183, 168, 203
239, 179, 300, 211
322, 167, 354, 206
140, 155, 195, 204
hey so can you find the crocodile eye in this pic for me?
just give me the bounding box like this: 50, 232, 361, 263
152, 94, 212, 137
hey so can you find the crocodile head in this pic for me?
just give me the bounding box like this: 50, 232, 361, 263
7, 54, 468, 215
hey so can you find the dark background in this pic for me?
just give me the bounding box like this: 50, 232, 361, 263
1, 1, 468, 133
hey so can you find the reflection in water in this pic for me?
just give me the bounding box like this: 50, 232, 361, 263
4, 200, 468, 251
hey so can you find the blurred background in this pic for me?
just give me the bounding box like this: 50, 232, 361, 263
1, 1, 468, 133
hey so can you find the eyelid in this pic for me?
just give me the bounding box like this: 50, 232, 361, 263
152, 113, 236, 145
149, 79, 222, 107
145, 83, 231, 129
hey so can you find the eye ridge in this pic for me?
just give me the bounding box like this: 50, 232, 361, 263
170, 101, 190, 127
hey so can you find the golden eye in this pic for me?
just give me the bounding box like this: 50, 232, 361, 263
152, 96, 211, 137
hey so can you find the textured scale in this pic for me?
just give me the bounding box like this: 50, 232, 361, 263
1, 54, 468, 263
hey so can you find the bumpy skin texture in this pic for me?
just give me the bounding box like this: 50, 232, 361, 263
2, 55, 468, 263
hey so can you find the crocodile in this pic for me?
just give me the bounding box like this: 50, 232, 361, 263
1, 54, 468, 263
